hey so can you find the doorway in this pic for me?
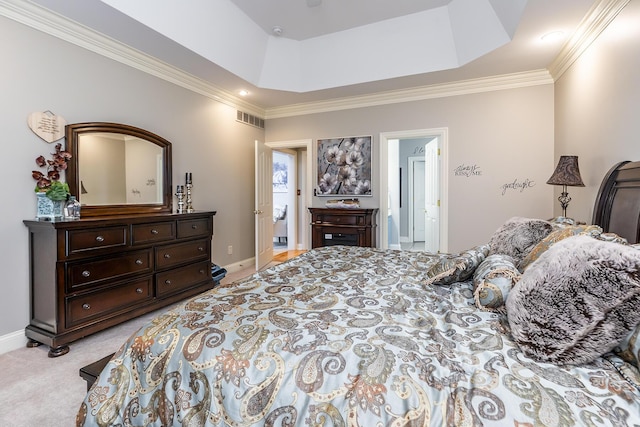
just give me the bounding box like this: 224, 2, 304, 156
264, 139, 313, 254
380, 128, 448, 253
272, 150, 296, 254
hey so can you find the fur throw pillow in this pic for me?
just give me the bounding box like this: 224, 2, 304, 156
488, 217, 553, 270
506, 235, 640, 365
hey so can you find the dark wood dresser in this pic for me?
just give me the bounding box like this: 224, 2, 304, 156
309, 208, 378, 248
23, 211, 216, 357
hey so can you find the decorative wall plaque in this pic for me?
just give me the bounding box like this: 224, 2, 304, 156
27, 111, 66, 143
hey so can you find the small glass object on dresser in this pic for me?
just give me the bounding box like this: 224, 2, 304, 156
64, 195, 81, 219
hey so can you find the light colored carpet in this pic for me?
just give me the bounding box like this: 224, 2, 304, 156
0, 264, 264, 427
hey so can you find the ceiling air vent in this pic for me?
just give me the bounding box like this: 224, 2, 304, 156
236, 110, 264, 129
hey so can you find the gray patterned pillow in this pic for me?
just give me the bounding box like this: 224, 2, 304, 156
614, 324, 640, 369
425, 244, 490, 286
506, 235, 640, 365
488, 217, 553, 269
473, 254, 520, 311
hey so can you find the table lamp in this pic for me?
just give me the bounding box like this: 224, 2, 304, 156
546, 155, 584, 217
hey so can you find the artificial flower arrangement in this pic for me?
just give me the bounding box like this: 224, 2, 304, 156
32, 142, 72, 201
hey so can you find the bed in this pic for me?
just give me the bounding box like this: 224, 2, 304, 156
77, 163, 640, 427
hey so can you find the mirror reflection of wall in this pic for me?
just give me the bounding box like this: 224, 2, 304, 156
79, 133, 163, 205
125, 137, 163, 204
80, 133, 126, 205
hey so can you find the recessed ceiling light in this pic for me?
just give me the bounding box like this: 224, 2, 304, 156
239, 90, 249, 96
541, 31, 565, 42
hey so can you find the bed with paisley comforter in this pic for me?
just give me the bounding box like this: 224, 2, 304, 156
77, 216, 640, 427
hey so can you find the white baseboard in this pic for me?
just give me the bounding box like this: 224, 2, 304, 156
0, 330, 28, 356
389, 243, 402, 250
223, 257, 255, 274
400, 236, 410, 243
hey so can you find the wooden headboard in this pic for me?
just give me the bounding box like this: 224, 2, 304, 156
592, 160, 640, 244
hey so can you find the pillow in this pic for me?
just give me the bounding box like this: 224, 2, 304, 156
473, 254, 520, 311
273, 206, 286, 222
548, 216, 577, 228
424, 244, 489, 286
506, 234, 640, 365
614, 324, 640, 369
488, 217, 553, 270
519, 224, 603, 271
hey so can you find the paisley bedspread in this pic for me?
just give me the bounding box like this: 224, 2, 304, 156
77, 246, 640, 426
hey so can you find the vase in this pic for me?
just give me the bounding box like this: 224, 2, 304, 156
36, 192, 64, 220
64, 195, 81, 219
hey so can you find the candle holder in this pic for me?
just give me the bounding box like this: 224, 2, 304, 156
186, 183, 194, 213
175, 185, 185, 213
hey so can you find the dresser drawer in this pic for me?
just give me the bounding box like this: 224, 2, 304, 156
66, 277, 153, 327
314, 213, 364, 225
156, 261, 211, 297
155, 239, 209, 269
67, 226, 128, 255
177, 218, 211, 239
132, 221, 175, 245
67, 250, 152, 290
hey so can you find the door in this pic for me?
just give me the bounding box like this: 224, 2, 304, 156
424, 140, 439, 253
411, 158, 426, 242
255, 141, 273, 270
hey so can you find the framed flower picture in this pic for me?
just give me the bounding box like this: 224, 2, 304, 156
316, 135, 372, 196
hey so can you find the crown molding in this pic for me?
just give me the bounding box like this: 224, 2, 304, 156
0, 0, 265, 118
264, 70, 553, 119
2, 0, 624, 121
548, 0, 630, 79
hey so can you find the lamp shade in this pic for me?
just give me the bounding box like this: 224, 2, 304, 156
546, 156, 585, 187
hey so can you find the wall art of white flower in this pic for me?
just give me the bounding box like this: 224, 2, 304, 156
316, 136, 372, 196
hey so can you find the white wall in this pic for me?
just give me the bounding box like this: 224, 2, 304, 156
0, 15, 263, 345
266, 85, 556, 252
554, 0, 640, 223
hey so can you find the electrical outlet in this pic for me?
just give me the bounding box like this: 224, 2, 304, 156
227, 245, 233, 255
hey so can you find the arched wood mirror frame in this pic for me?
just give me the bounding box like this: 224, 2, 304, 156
66, 122, 172, 217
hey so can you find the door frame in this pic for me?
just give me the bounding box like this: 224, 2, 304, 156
379, 128, 449, 252
265, 139, 313, 250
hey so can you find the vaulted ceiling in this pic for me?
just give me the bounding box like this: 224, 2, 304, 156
16, 0, 616, 114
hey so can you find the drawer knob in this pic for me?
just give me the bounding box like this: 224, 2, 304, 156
82, 270, 91, 277
191, 224, 198, 229
151, 229, 159, 235
165, 279, 172, 285
136, 288, 143, 294
198, 246, 204, 252
199, 269, 205, 274
82, 303, 91, 310
95, 235, 104, 243
135, 259, 143, 265
164, 253, 171, 259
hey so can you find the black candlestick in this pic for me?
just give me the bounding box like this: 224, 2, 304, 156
186, 172, 192, 185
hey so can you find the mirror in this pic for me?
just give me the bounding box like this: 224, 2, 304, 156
66, 122, 172, 217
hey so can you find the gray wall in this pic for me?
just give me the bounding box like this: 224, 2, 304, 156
554, 0, 640, 222
1, 16, 263, 340
266, 85, 555, 253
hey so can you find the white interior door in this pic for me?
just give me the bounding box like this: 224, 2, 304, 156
424, 140, 439, 253
411, 159, 426, 242
255, 141, 273, 270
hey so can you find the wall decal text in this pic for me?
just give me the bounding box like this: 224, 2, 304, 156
454, 164, 482, 177
501, 178, 535, 196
